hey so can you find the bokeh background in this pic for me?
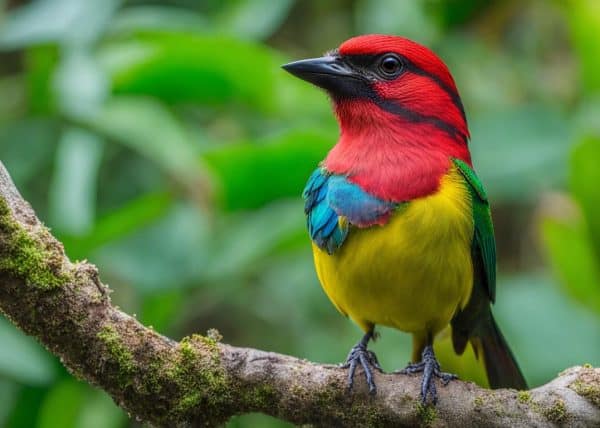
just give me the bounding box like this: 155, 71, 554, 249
1, 0, 600, 426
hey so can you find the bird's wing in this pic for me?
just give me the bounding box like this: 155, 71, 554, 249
451, 160, 527, 389
303, 168, 396, 254
453, 158, 496, 302
450, 157, 497, 353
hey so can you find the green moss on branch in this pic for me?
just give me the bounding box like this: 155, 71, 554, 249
97, 325, 136, 387
541, 398, 567, 423
163, 335, 231, 425
570, 368, 600, 408
416, 402, 437, 427
517, 391, 531, 404
0, 198, 69, 289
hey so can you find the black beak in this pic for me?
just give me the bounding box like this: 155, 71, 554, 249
282, 56, 367, 97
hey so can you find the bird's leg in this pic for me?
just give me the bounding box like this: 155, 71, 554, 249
340, 330, 383, 394
396, 345, 457, 404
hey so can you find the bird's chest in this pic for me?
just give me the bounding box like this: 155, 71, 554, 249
312, 169, 475, 333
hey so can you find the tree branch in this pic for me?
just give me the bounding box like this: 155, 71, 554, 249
0, 161, 598, 427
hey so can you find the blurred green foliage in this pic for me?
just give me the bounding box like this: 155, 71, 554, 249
0, 0, 599, 427
542, 136, 600, 316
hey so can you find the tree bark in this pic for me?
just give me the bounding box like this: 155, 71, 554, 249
0, 160, 598, 427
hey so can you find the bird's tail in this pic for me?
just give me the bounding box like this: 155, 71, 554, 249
471, 315, 528, 390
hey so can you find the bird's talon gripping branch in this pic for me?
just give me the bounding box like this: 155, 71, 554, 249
396, 345, 457, 404
341, 331, 381, 394
440, 372, 458, 386
397, 361, 425, 374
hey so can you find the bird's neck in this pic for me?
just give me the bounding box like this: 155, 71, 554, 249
324, 103, 472, 202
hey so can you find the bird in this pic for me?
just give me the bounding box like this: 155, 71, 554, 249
282, 34, 527, 404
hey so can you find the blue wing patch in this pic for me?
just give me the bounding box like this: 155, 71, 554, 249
327, 176, 396, 226
303, 169, 348, 254
303, 168, 396, 254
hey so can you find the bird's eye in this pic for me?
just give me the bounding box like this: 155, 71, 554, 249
378, 55, 403, 78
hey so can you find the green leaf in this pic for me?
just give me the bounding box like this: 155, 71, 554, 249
97, 31, 329, 118
52, 48, 109, 119
37, 380, 86, 428
0, 379, 19, 428
75, 388, 124, 428
5, 386, 46, 428
541, 217, 600, 315
81, 96, 209, 192
570, 136, 600, 255
0, 318, 57, 385
61, 191, 173, 260
23, 45, 60, 114
99, 32, 279, 111
48, 128, 104, 236
203, 129, 335, 211
93, 202, 210, 291
574, 96, 600, 136
566, 0, 600, 92
36, 380, 123, 428
140, 290, 184, 333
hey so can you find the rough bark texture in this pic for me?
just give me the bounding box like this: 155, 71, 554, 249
0, 160, 599, 427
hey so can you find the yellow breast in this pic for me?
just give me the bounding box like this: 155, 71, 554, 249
312, 166, 474, 337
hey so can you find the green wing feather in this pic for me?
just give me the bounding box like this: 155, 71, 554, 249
451, 159, 527, 389
453, 158, 496, 302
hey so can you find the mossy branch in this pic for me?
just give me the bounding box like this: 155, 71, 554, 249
0, 161, 599, 427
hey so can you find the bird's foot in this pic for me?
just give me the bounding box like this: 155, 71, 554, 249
340, 335, 383, 394
395, 345, 457, 404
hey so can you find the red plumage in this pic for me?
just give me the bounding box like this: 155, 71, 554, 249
339, 34, 460, 97
324, 35, 472, 203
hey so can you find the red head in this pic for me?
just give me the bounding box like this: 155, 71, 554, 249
283, 35, 472, 202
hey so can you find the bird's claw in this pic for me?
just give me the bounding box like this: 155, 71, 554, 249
439, 372, 457, 386
395, 345, 457, 404
340, 341, 383, 394
396, 361, 425, 374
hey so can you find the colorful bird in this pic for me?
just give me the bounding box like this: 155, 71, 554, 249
283, 34, 527, 404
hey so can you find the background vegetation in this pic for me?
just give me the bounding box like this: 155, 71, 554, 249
0, 0, 599, 426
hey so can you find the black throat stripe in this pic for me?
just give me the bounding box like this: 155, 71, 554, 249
341, 53, 468, 135
375, 98, 468, 143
